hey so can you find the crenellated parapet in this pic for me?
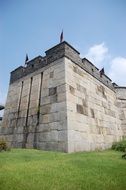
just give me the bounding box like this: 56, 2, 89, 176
115, 86, 126, 100
10, 41, 115, 91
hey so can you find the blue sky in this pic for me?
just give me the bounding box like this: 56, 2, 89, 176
0, 0, 126, 107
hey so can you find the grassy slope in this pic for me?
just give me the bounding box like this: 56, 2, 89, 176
0, 149, 126, 190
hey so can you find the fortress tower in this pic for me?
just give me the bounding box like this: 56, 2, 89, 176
0, 41, 126, 152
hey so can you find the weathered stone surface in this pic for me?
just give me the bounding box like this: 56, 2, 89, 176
49, 87, 57, 96
65, 57, 124, 152
0, 41, 126, 153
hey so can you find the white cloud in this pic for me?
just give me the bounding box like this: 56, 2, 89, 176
85, 43, 109, 68
0, 91, 6, 117
0, 92, 6, 105
0, 83, 6, 117
0, 110, 4, 117
84, 43, 126, 86
0, 83, 6, 106
108, 57, 126, 86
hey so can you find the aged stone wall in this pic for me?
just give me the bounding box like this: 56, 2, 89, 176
0, 41, 125, 152
65, 57, 122, 152
1, 57, 68, 152
115, 87, 126, 137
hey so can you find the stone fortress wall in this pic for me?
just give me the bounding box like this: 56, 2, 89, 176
0, 41, 126, 152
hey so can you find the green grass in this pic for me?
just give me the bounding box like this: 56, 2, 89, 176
0, 149, 126, 190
